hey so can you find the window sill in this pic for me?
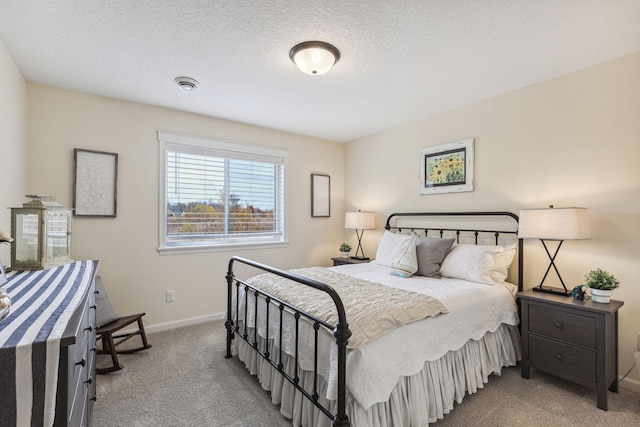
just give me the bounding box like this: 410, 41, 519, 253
157, 241, 289, 255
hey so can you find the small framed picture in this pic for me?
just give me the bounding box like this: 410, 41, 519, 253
73, 149, 118, 217
420, 139, 474, 195
311, 174, 330, 217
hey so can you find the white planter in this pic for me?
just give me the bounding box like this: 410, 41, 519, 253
340, 252, 350, 258
590, 288, 613, 303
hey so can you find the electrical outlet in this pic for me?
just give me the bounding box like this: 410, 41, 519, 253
166, 290, 175, 302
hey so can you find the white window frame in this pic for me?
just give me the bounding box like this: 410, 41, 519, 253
157, 131, 288, 254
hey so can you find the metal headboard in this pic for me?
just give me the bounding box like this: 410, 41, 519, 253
384, 211, 523, 292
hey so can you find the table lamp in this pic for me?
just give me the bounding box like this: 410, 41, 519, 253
345, 211, 376, 260
518, 206, 590, 295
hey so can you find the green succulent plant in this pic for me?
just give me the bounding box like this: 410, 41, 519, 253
339, 242, 351, 252
584, 268, 619, 290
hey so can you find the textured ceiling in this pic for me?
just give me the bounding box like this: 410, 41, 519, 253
1, 1, 639, 142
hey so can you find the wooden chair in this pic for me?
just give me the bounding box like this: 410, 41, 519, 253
95, 276, 152, 374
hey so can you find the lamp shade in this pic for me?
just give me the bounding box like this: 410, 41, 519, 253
518, 207, 590, 240
345, 212, 376, 230
289, 41, 340, 76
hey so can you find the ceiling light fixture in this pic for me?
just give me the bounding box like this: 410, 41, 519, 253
175, 77, 199, 92
289, 41, 340, 76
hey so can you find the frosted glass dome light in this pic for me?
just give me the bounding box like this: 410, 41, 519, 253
289, 41, 340, 76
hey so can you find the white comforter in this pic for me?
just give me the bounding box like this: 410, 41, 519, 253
332, 263, 519, 408
235, 262, 519, 411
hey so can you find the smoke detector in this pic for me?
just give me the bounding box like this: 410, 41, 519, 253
175, 77, 198, 92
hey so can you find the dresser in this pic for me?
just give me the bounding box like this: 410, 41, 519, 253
518, 289, 623, 410
55, 268, 98, 427
0, 260, 98, 426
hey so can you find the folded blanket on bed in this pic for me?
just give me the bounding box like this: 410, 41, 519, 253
245, 267, 448, 348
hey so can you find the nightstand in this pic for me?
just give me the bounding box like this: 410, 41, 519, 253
331, 257, 370, 266
518, 289, 624, 410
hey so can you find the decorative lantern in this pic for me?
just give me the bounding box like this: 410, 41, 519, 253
10, 195, 73, 271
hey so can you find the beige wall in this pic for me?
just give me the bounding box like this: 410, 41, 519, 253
0, 41, 27, 263
26, 84, 345, 327
7, 38, 640, 381
345, 52, 640, 380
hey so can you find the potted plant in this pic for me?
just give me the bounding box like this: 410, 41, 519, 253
339, 242, 352, 258
584, 268, 619, 303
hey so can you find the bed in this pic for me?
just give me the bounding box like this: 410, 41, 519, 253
225, 212, 523, 426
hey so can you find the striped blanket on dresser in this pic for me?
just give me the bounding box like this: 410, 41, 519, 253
0, 260, 95, 427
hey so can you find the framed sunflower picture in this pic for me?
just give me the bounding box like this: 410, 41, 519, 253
420, 138, 474, 195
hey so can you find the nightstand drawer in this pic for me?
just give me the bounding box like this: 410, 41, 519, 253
331, 257, 370, 266
529, 305, 596, 348
529, 335, 596, 382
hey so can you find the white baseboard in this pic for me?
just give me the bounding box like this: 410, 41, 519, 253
144, 311, 226, 334
619, 376, 640, 393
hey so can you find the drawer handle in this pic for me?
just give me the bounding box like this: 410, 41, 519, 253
84, 377, 93, 385
90, 346, 96, 353
75, 357, 86, 367
555, 353, 563, 361
94, 289, 100, 295
85, 325, 93, 332
90, 396, 97, 402
90, 304, 97, 310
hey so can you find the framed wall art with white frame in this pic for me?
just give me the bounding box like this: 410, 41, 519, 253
420, 138, 474, 195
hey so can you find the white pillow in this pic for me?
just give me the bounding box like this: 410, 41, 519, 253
490, 243, 517, 283
374, 231, 412, 267
440, 244, 504, 285
390, 237, 418, 278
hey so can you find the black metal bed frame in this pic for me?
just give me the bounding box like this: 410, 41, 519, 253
225, 257, 352, 426
225, 211, 522, 427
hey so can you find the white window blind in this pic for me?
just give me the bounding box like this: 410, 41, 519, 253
158, 132, 286, 251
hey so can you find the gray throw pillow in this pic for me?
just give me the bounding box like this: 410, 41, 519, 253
414, 235, 456, 277
95, 276, 120, 327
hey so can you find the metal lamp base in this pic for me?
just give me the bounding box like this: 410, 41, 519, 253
533, 286, 571, 296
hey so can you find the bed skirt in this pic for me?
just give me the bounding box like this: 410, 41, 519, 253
234, 323, 521, 427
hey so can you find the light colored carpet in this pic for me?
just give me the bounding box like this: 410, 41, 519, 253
93, 320, 640, 426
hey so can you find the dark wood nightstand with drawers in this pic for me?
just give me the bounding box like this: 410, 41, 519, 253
331, 257, 371, 266
518, 289, 623, 410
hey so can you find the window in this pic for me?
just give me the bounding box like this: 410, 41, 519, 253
157, 132, 287, 252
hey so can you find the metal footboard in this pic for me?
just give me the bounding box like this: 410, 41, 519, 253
225, 256, 352, 427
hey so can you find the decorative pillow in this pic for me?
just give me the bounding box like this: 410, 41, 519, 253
440, 244, 504, 285
390, 237, 418, 278
413, 235, 456, 277
490, 243, 517, 283
374, 231, 412, 267
95, 276, 120, 327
